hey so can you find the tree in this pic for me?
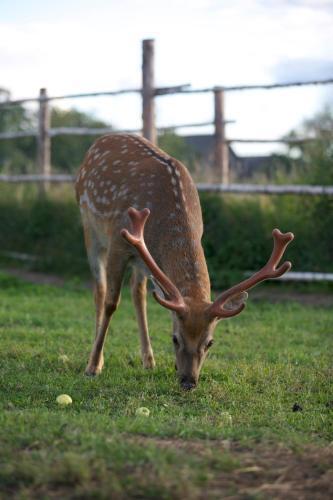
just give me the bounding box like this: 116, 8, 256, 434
158, 131, 198, 174
293, 107, 333, 185
0, 89, 36, 174
0, 91, 112, 174
50, 108, 112, 173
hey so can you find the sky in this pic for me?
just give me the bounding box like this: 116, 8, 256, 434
1, 0, 333, 156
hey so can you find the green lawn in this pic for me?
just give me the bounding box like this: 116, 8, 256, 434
0, 272, 332, 498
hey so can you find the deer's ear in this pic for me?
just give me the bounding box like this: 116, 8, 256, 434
149, 275, 188, 315
149, 275, 167, 300
223, 291, 248, 311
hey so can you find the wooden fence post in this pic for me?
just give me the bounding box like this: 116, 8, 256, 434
37, 88, 51, 195
214, 87, 229, 184
142, 39, 157, 144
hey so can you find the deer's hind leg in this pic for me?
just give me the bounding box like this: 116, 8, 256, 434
131, 267, 155, 369
82, 219, 107, 375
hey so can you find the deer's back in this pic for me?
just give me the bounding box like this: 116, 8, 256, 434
76, 134, 203, 242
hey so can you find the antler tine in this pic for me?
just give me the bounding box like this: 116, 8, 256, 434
209, 228, 294, 319
121, 207, 187, 314
267, 229, 293, 276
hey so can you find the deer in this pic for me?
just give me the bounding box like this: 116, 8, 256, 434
75, 133, 294, 390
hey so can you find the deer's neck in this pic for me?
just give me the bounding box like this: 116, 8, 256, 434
160, 235, 211, 303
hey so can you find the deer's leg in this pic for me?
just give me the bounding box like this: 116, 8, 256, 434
131, 268, 155, 369
82, 221, 107, 375
85, 250, 126, 376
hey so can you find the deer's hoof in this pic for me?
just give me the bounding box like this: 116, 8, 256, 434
143, 354, 156, 370
85, 366, 102, 376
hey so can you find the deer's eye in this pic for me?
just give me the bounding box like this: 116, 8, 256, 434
205, 339, 214, 350
172, 335, 179, 346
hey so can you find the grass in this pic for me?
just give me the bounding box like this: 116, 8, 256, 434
0, 272, 332, 498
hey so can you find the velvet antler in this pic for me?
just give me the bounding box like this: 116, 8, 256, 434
121, 207, 187, 314
208, 229, 294, 319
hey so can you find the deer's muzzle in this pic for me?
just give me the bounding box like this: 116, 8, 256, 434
180, 375, 197, 391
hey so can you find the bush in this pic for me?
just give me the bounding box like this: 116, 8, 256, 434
0, 187, 331, 288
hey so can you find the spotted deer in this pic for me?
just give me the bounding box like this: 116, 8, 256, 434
75, 134, 294, 390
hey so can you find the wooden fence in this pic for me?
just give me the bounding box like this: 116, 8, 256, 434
1, 39, 333, 281
1, 38, 333, 191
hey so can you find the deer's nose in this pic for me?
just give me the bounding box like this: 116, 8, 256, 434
180, 376, 197, 391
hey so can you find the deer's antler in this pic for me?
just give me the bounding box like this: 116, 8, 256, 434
121, 207, 187, 314
208, 229, 294, 319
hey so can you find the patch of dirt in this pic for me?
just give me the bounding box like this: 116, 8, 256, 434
131, 436, 333, 499
3, 267, 333, 307
3, 268, 67, 287
251, 288, 333, 308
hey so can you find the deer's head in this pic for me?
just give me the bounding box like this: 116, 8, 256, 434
121, 207, 294, 390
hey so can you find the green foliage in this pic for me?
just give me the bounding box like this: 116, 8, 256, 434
0, 187, 88, 276
158, 131, 198, 173
0, 187, 332, 286
202, 192, 333, 288
0, 104, 332, 287
51, 108, 111, 173
287, 106, 333, 186
0, 91, 111, 174
0, 104, 36, 174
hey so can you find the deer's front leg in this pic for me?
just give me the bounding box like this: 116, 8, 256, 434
85, 252, 125, 376
131, 268, 155, 369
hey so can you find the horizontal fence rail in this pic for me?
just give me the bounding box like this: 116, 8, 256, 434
227, 138, 316, 144
1, 250, 332, 284
0, 130, 314, 142
276, 272, 333, 282
0, 121, 237, 140
2, 78, 333, 108
0, 174, 75, 183
0, 84, 191, 108
179, 78, 333, 93
244, 271, 333, 283
197, 183, 333, 195
1, 175, 333, 196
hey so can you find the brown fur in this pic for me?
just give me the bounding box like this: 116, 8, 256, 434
75, 133, 292, 389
